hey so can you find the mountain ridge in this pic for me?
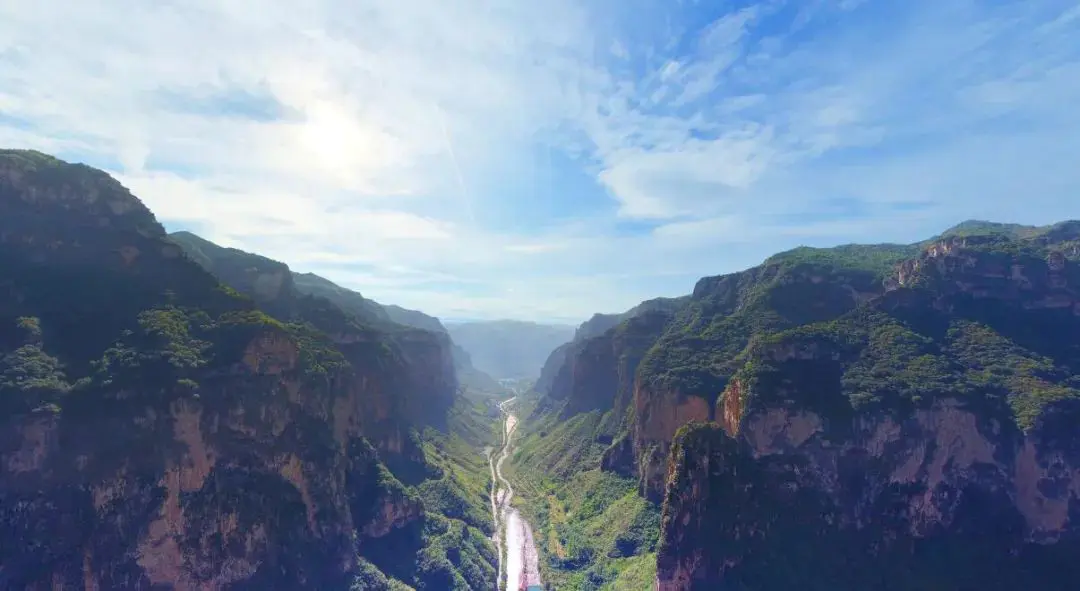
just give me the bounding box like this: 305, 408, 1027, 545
517, 217, 1080, 589
0, 149, 499, 590
167, 230, 505, 398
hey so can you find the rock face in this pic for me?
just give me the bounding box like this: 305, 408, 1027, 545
0, 150, 451, 589
174, 232, 502, 397
532, 300, 686, 482
655, 232, 1080, 590
523, 223, 1080, 588
534, 297, 687, 399
166, 230, 459, 467
657, 400, 1080, 590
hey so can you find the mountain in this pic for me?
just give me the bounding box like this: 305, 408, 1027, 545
444, 320, 575, 380
518, 223, 1080, 589
9, 146, 1080, 590
169, 231, 504, 398
0, 150, 497, 590
532, 296, 689, 409
290, 271, 392, 325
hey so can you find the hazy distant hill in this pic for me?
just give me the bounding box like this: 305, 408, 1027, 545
445, 320, 575, 380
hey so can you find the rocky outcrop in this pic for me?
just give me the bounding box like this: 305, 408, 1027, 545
0, 150, 446, 589
167, 230, 459, 468
657, 397, 1080, 590
633, 385, 713, 501
539, 309, 683, 484
655, 234, 1080, 590
172, 231, 502, 400
630, 257, 894, 500
534, 297, 686, 397
885, 235, 1080, 312
534, 341, 573, 398
550, 334, 618, 416
0, 329, 413, 590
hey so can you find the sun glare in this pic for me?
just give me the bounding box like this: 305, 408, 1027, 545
295, 100, 403, 191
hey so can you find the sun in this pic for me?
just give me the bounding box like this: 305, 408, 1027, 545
295, 100, 402, 190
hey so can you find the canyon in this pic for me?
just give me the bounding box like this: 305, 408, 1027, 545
4, 149, 1080, 590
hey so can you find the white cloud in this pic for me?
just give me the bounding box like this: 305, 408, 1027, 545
1, 0, 1079, 323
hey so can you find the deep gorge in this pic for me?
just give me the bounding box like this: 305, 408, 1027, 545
4, 150, 1080, 590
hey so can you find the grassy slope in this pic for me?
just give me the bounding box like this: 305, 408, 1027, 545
406, 394, 504, 591
420, 395, 501, 535
352, 394, 503, 591
506, 397, 658, 590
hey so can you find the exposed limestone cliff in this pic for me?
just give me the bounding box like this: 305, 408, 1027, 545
534, 296, 686, 398
657, 397, 1080, 590
655, 232, 1080, 590
0, 320, 410, 589
519, 223, 1080, 588
535, 307, 683, 486
633, 385, 713, 502
885, 234, 1080, 313
627, 246, 905, 500
0, 150, 455, 589
166, 230, 459, 470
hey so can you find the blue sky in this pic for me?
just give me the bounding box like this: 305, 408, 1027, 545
2, 0, 1079, 323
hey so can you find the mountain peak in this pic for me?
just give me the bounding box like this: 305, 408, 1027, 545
1, 149, 163, 239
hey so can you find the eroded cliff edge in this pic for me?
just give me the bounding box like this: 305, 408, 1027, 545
656, 232, 1080, 590
0, 150, 486, 589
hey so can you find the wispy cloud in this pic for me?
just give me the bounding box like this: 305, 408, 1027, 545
2, 0, 1079, 322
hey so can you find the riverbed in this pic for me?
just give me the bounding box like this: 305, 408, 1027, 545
489, 398, 542, 591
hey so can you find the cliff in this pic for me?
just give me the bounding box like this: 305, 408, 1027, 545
174, 233, 502, 398
534, 297, 687, 398
167, 231, 458, 477
656, 231, 1080, 589
527, 297, 687, 480
0, 150, 489, 589
506, 299, 687, 588
624, 244, 914, 499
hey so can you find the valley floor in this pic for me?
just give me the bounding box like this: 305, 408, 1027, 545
491, 397, 543, 591
504, 398, 659, 590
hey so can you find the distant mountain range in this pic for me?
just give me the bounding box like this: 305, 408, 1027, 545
444, 319, 575, 380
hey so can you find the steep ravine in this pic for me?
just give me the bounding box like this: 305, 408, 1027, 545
8, 147, 1080, 590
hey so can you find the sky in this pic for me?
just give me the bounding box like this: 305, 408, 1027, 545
2, 0, 1079, 323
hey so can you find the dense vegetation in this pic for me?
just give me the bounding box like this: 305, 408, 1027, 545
507, 398, 660, 590
0, 150, 502, 590
169, 230, 506, 397
9, 147, 1080, 589
521, 217, 1080, 590
361, 396, 501, 591
637, 243, 917, 398
660, 421, 1080, 591
629, 224, 1080, 432
724, 232, 1080, 431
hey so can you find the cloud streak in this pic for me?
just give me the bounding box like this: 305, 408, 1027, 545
2, 0, 1079, 322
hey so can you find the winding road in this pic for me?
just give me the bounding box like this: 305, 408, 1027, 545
489, 397, 541, 591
